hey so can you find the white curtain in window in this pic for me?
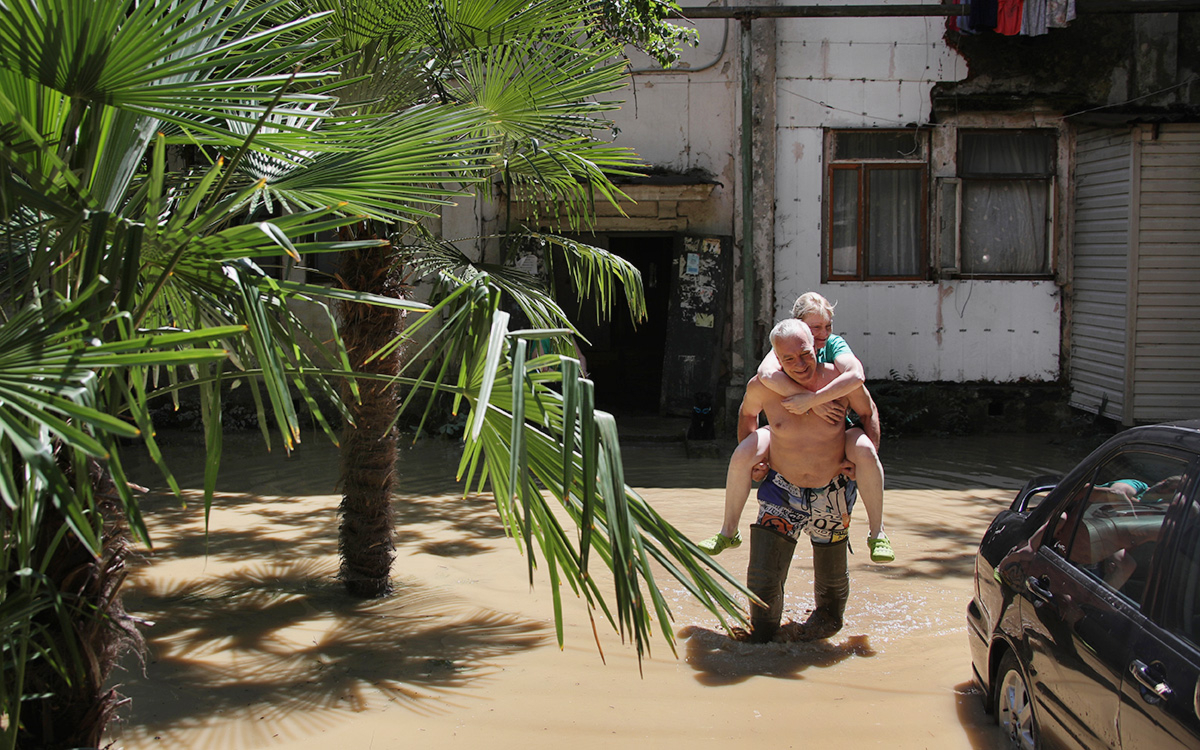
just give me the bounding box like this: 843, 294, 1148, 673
961, 180, 1048, 274
867, 168, 921, 276
958, 132, 1053, 274
831, 170, 859, 276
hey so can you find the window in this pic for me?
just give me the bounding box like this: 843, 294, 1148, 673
1164, 490, 1200, 643
1049, 449, 1188, 607
951, 130, 1056, 276
825, 130, 928, 281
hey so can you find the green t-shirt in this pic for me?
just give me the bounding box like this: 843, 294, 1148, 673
819, 334, 858, 427
819, 334, 851, 365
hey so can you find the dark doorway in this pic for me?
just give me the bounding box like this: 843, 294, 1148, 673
558, 235, 673, 415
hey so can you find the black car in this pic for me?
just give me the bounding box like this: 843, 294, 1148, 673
968, 421, 1200, 749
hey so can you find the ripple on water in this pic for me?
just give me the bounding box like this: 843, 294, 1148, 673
666, 579, 946, 656
842, 588, 940, 641
883, 433, 1100, 491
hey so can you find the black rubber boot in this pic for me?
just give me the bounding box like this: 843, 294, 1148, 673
746, 523, 798, 643
796, 538, 849, 641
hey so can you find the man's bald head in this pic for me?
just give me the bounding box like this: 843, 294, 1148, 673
770, 318, 814, 348
768, 318, 819, 386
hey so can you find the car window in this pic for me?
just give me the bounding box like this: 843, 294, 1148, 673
1047, 449, 1189, 607
1162, 489, 1200, 645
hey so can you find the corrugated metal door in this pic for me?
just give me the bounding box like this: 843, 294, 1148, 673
1070, 126, 1134, 421
1130, 124, 1200, 423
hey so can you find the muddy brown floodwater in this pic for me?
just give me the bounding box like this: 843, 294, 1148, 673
104, 430, 1103, 749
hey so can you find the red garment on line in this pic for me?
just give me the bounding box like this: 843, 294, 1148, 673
997, 0, 1024, 34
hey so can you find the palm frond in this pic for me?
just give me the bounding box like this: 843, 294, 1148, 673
452, 307, 751, 658
348, 276, 748, 658
260, 104, 496, 220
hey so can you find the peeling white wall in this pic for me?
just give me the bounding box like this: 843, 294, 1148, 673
450, 9, 1064, 385
816, 280, 1062, 381
771, 15, 1061, 383
456, 18, 739, 248
609, 18, 739, 237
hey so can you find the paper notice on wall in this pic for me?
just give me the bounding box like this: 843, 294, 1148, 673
515, 254, 539, 277
685, 252, 700, 275
694, 313, 714, 328
702, 238, 720, 255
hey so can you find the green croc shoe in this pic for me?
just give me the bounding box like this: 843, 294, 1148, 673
698, 530, 742, 556
868, 532, 895, 563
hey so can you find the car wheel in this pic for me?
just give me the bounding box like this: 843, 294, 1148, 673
995, 651, 1039, 750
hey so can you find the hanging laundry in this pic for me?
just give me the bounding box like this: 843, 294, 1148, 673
997, 0, 1024, 35
955, 0, 980, 34
970, 0, 998, 31
1047, 0, 1076, 27
1022, 0, 1048, 35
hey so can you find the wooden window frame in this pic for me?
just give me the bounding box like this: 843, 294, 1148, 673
824, 130, 930, 283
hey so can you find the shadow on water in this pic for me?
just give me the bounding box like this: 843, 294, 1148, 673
134, 490, 508, 569
618, 442, 732, 488
113, 433, 537, 746
955, 680, 1015, 750
870, 489, 1015, 581
116, 559, 545, 747
679, 625, 875, 686
883, 433, 1099, 491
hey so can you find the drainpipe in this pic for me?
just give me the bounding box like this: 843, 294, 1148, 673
740, 16, 755, 380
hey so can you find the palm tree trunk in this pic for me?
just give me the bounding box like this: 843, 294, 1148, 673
17, 457, 142, 749
336, 234, 406, 597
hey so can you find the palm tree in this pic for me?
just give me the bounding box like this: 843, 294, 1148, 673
196, 0, 660, 598
0, 289, 252, 747
0, 0, 422, 742
0, 0, 744, 744
336, 230, 407, 597
280, 0, 679, 600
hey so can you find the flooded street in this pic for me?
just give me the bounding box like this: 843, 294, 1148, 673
105, 429, 1101, 749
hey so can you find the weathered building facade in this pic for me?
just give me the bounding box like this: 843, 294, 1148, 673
1071, 124, 1200, 423
445, 1, 1199, 425
941, 6, 1200, 424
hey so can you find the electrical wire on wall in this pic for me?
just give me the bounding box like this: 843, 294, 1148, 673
1060, 75, 1200, 119
624, 4, 731, 120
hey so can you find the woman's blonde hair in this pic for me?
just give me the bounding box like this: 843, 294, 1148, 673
791, 292, 835, 321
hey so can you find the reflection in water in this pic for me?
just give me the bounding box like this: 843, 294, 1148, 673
125, 432, 470, 499
128, 429, 1103, 498
882, 433, 1099, 491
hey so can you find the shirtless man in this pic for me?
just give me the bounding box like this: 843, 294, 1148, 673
699, 292, 892, 563
740, 318, 881, 643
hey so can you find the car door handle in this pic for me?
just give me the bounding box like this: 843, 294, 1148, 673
1026, 576, 1053, 606
1130, 659, 1174, 702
